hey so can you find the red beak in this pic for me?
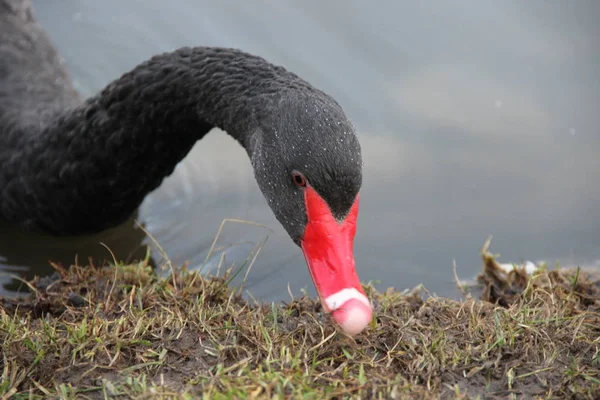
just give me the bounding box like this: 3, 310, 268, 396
300, 186, 372, 335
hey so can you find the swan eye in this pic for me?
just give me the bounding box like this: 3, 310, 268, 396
291, 171, 307, 187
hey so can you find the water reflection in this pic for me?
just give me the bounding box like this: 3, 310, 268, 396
0, 216, 149, 293
1, 0, 599, 300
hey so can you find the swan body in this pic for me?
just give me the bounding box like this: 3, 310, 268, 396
0, 0, 372, 335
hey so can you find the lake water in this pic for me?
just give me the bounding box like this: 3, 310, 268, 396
1, 0, 599, 302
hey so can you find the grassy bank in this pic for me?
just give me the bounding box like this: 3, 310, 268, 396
1, 240, 599, 399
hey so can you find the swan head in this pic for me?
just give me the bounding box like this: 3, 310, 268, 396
247, 91, 372, 336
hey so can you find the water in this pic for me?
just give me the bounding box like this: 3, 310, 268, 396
1, 0, 599, 301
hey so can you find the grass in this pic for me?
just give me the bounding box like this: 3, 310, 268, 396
0, 239, 599, 399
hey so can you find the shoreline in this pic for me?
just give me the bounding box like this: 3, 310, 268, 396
1, 241, 599, 399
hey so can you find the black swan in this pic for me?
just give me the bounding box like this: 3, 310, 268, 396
0, 0, 372, 335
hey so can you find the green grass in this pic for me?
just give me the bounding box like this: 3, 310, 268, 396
1, 240, 599, 399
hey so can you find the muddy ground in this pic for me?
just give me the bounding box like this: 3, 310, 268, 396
1, 240, 599, 399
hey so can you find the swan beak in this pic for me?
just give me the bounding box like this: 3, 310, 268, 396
300, 188, 372, 336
